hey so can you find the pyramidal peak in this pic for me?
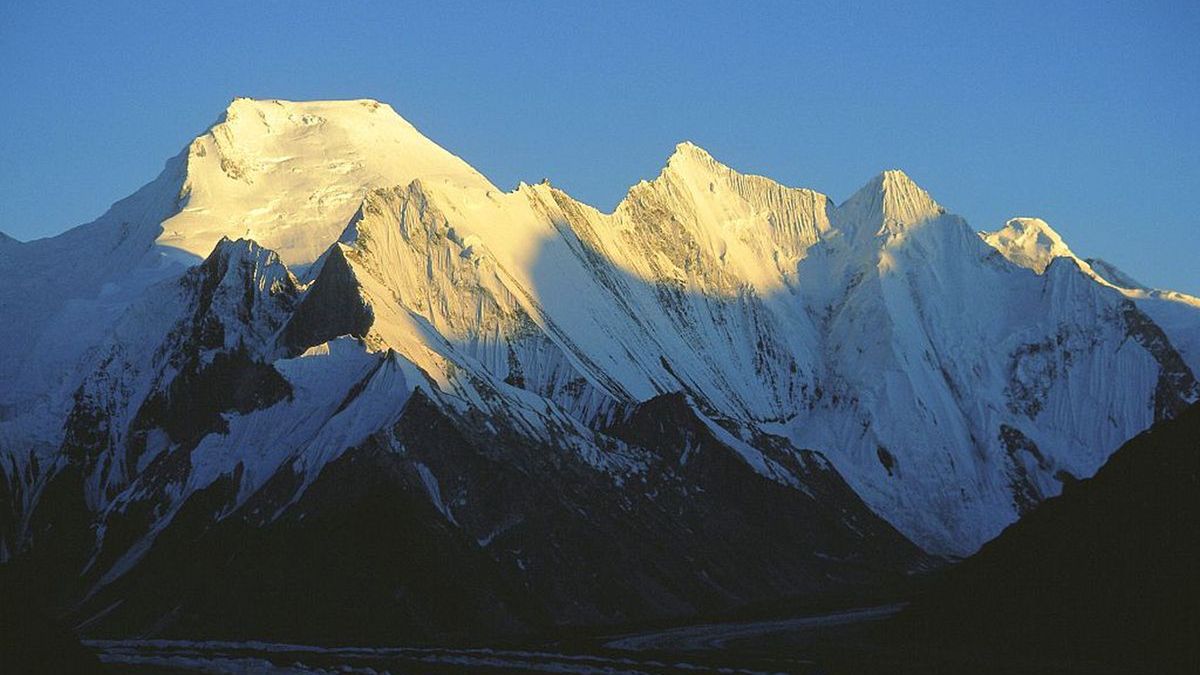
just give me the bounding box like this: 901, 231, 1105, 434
621, 140, 734, 204
659, 140, 726, 182
654, 139, 809, 197
667, 140, 716, 162
837, 169, 946, 238
877, 168, 924, 194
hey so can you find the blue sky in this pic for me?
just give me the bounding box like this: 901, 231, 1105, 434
1, 1, 1197, 293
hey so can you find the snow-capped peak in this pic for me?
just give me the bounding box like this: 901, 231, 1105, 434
616, 141, 833, 282
204, 235, 295, 283
155, 98, 494, 268
837, 169, 945, 238
665, 140, 717, 167
654, 141, 738, 190
982, 217, 1075, 274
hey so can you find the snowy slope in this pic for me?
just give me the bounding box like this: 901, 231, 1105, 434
982, 217, 1075, 273
158, 98, 492, 268
1, 96, 1197, 601
0, 99, 489, 486
311, 145, 1197, 552
982, 217, 1200, 377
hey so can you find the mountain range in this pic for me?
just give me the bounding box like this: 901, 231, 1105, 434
1, 98, 1197, 640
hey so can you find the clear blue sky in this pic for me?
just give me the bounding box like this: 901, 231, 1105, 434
2, 1, 1197, 293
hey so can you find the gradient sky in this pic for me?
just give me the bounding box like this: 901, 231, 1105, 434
1, 1, 1197, 293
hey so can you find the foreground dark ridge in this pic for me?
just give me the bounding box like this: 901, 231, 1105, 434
817, 400, 1200, 673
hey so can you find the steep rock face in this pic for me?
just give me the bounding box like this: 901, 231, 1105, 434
57, 238, 298, 508
745, 182, 1187, 550
603, 393, 923, 572
324, 183, 621, 422
1137, 291, 1200, 378
71, 396, 541, 644
280, 244, 373, 355
616, 142, 833, 287
68, 387, 925, 642
4, 239, 304, 608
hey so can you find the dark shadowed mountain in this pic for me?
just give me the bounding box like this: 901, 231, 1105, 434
0, 567, 106, 674
824, 401, 1200, 674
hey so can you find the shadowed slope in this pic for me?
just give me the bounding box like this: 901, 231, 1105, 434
878, 401, 1200, 673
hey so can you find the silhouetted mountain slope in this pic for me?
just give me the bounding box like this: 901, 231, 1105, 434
0, 567, 106, 674
885, 401, 1200, 673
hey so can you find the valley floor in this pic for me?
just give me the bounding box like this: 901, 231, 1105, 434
90, 603, 905, 674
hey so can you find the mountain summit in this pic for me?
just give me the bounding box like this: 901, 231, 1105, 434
161, 97, 492, 267
838, 168, 945, 238
982, 217, 1075, 273
0, 98, 1197, 643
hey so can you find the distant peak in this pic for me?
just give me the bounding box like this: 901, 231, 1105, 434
1000, 216, 1064, 237
838, 168, 945, 235
986, 216, 1071, 251
981, 217, 1076, 274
